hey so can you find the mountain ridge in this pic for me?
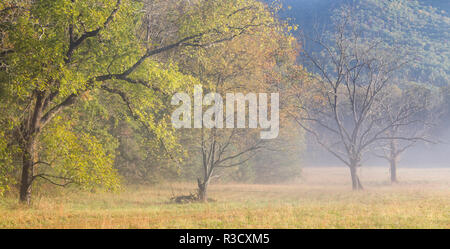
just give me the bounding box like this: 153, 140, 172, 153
275, 0, 450, 86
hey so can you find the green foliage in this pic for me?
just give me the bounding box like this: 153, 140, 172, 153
0, 0, 305, 197
353, 0, 449, 86
171, 0, 304, 184
0, 133, 15, 196
39, 116, 120, 191
179, 0, 273, 40
1, 0, 142, 98
0, 84, 18, 196
0, 0, 148, 194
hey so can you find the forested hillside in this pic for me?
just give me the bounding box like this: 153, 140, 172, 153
279, 0, 450, 86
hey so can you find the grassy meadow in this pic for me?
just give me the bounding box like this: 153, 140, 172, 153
0, 167, 449, 229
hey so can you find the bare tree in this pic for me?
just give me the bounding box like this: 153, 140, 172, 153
197, 127, 263, 202
291, 7, 416, 190
375, 84, 436, 183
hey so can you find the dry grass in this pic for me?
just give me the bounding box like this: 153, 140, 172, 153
0, 167, 449, 228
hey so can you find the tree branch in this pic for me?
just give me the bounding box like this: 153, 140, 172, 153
65, 0, 122, 63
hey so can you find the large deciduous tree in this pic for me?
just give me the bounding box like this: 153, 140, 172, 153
0, 0, 272, 203
172, 1, 299, 201
291, 7, 415, 190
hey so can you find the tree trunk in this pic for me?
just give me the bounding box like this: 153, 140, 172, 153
389, 140, 398, 183
349, 165, 363, 190
18, 91, 44, 204
390, 158, 398, 183
197, 178, 208, 202
19, 140, 36, 204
